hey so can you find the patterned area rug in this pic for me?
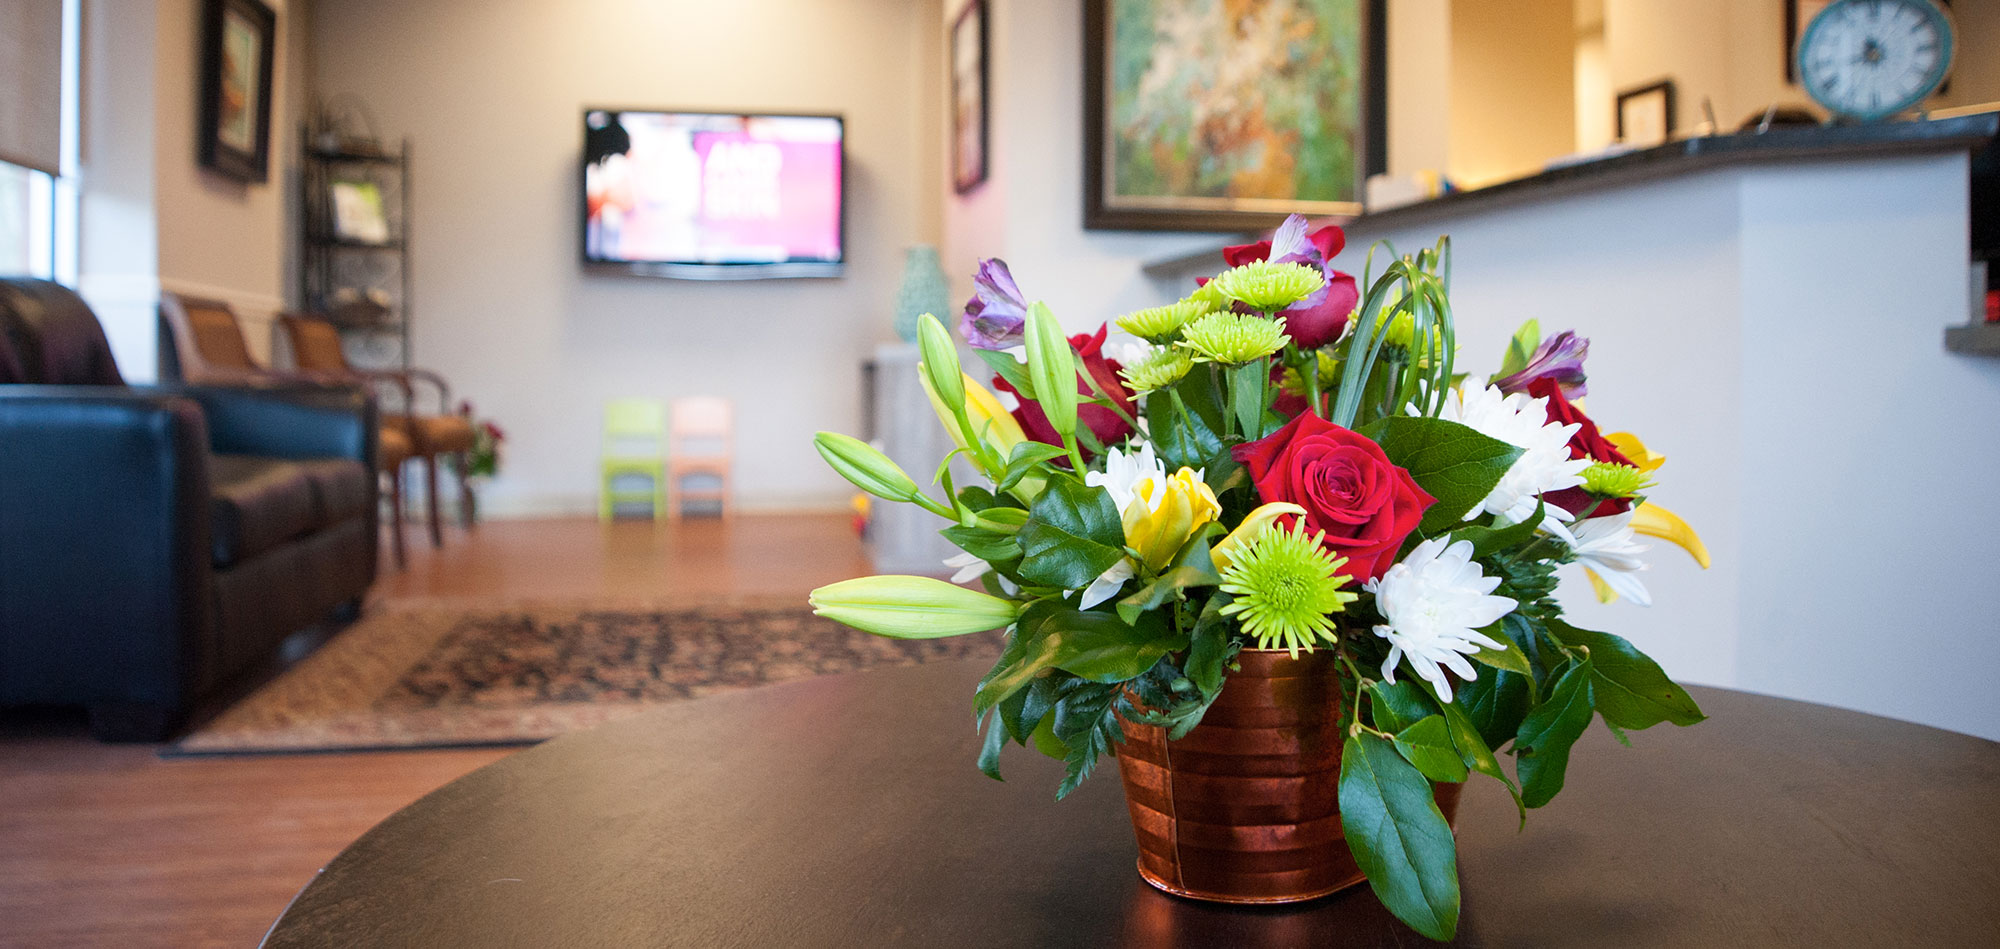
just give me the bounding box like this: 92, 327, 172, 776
168, 599, 1000, 755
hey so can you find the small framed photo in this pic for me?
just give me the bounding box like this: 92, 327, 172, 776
198, 0, 277, 183
951, 0, 988, 194
1615, 80, 1676, 148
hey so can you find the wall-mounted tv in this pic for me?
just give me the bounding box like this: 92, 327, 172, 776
582, 109, 844, 280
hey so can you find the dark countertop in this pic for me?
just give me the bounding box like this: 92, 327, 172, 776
1142, 113, 1999, 277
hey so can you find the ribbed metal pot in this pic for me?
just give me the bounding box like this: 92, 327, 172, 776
1114, 648, 1465, 904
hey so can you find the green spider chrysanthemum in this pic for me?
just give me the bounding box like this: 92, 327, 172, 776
1217, 523, 1358, 657
1581, 461, 1654, 498
1116, 299, 1213, 344
1177, 312, 1288, 364
1120, 347, 1196, 393
1207, 260, 1325, 313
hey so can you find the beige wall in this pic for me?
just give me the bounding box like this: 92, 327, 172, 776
311, 0, 945, 514
154, 0, 310, 362
1448, 0, 1575, 186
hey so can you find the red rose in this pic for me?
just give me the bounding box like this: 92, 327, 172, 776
1232, 412, 1435, 583
1222, 223, 1359, 349
1528, 377, 1632, 517
992, 323, 1135, 457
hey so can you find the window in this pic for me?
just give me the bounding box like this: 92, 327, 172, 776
0, 160, 56, 278
0, 0, 78, 283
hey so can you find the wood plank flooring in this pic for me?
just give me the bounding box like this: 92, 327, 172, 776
0, 514, 872, 948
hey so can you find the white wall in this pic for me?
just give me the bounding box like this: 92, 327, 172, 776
1447, 0, 1575, 187
311, 0, 945, 515
938, 0, 1233, 331
1339, 154, 2000, 740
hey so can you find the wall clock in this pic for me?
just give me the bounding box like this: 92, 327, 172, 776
1796, 0, 1955, 122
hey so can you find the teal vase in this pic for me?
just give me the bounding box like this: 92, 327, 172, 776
893, 245, 951, 343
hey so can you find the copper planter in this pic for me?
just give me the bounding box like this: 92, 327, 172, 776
1114, 648, 1464, 904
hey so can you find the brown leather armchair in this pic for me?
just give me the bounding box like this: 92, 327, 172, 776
278, 313, 475, 547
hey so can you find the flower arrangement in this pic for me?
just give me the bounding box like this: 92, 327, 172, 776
809, 215, 1709, 939
458, 400, 506, 479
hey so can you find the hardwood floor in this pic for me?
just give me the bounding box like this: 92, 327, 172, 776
0, 514, 872, 948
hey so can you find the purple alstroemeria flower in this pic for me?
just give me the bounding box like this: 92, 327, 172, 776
960, 258, 1028, 350
1493, 330, 1590, 400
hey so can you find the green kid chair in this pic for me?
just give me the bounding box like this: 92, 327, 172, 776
600, 398, 668, 520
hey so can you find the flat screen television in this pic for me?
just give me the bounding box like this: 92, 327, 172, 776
582, 109, 844, 279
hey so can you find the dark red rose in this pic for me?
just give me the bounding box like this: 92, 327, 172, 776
992, 323, 1135, 458
1528, 377, 1633, 517
1221, 222, 1357, 349
1231, 412, 1435, 583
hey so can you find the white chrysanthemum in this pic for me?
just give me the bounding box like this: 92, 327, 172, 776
1364, 537, 1517, 702
1567, 511, 1651, 606
1430, 385, 1589, 527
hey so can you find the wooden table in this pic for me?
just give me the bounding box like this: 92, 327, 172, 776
263, 659, 2000, 947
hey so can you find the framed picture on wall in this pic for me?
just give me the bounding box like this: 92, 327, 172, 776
198, 0, 277, 183
951, 0, 989, 194
1616, 80, 1676, 148
1083, 0, 1386, 232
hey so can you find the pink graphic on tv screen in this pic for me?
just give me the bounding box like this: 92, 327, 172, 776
585, 112, 842, 266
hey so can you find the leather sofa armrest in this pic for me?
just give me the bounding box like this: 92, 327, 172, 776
0, 387, 214, 709
173, 382, 377, 464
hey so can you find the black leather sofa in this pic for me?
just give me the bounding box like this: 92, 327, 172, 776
0, 278, 377, 740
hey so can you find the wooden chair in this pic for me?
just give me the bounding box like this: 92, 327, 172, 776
159, 291, 421, 566
668, 396, 733, 519
278, 313, 475, 548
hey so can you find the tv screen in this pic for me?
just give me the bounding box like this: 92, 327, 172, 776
582, 109, 844, 279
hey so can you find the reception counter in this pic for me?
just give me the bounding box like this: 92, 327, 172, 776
1145, 115, 2000, 742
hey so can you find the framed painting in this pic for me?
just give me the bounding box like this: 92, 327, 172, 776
952, 0, 989, 194
1615, 80, 1675, 148
198, 0, 277, 183
1084, 0, 1385, 232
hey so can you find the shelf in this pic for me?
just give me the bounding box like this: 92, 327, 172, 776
1944, 322, 2000, 356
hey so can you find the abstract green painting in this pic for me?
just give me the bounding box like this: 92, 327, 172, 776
1086, 0, 1373, 230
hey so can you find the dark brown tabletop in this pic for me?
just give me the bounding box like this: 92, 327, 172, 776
263, 658, 2000, 948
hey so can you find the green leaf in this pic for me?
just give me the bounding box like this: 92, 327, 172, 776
1498, 319, 1540, 378
940, 524, 1021, 563
1424, 682, 1525, 824
1547, 619, 1706, 730
1230, 360, 1268, 440
977, 709, 1009, 780
1339, 734, 1461, 942
1183, 595, 1233, 695
972, 506, 1029, 531
1514, 657, 1595, 809
973, 347, 1033, 399
1467, 621, 1533, 677
1448, 502, 1545, 558
1015, 475, 1125, 589
973, 603, 1062, 715
1366, 678, 1437, 734
1455, 667, 1531, 751
1038, 609, 1188, 683
1393, 716, 1469, 783
997, 441, 1069, 491
1366, 416, 1524, 534
1053, 679, 1124, 799
1145, 384, 1225, 472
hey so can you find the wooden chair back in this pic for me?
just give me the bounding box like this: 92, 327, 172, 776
279, 314, 353, 374
159, 291, 263, 383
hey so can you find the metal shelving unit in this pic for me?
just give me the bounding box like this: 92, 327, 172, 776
299, 133, 412, 370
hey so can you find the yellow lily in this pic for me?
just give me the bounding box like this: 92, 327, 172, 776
920, 370, 1027, 471
1586, 501, 1711, 604
1211, 502, 1307, 573
1124, 467, 1221, 571
1606, 431, 1666, 474
1631, 501, 1710, 569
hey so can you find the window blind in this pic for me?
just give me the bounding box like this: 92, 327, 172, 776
0, 0, 63, 176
